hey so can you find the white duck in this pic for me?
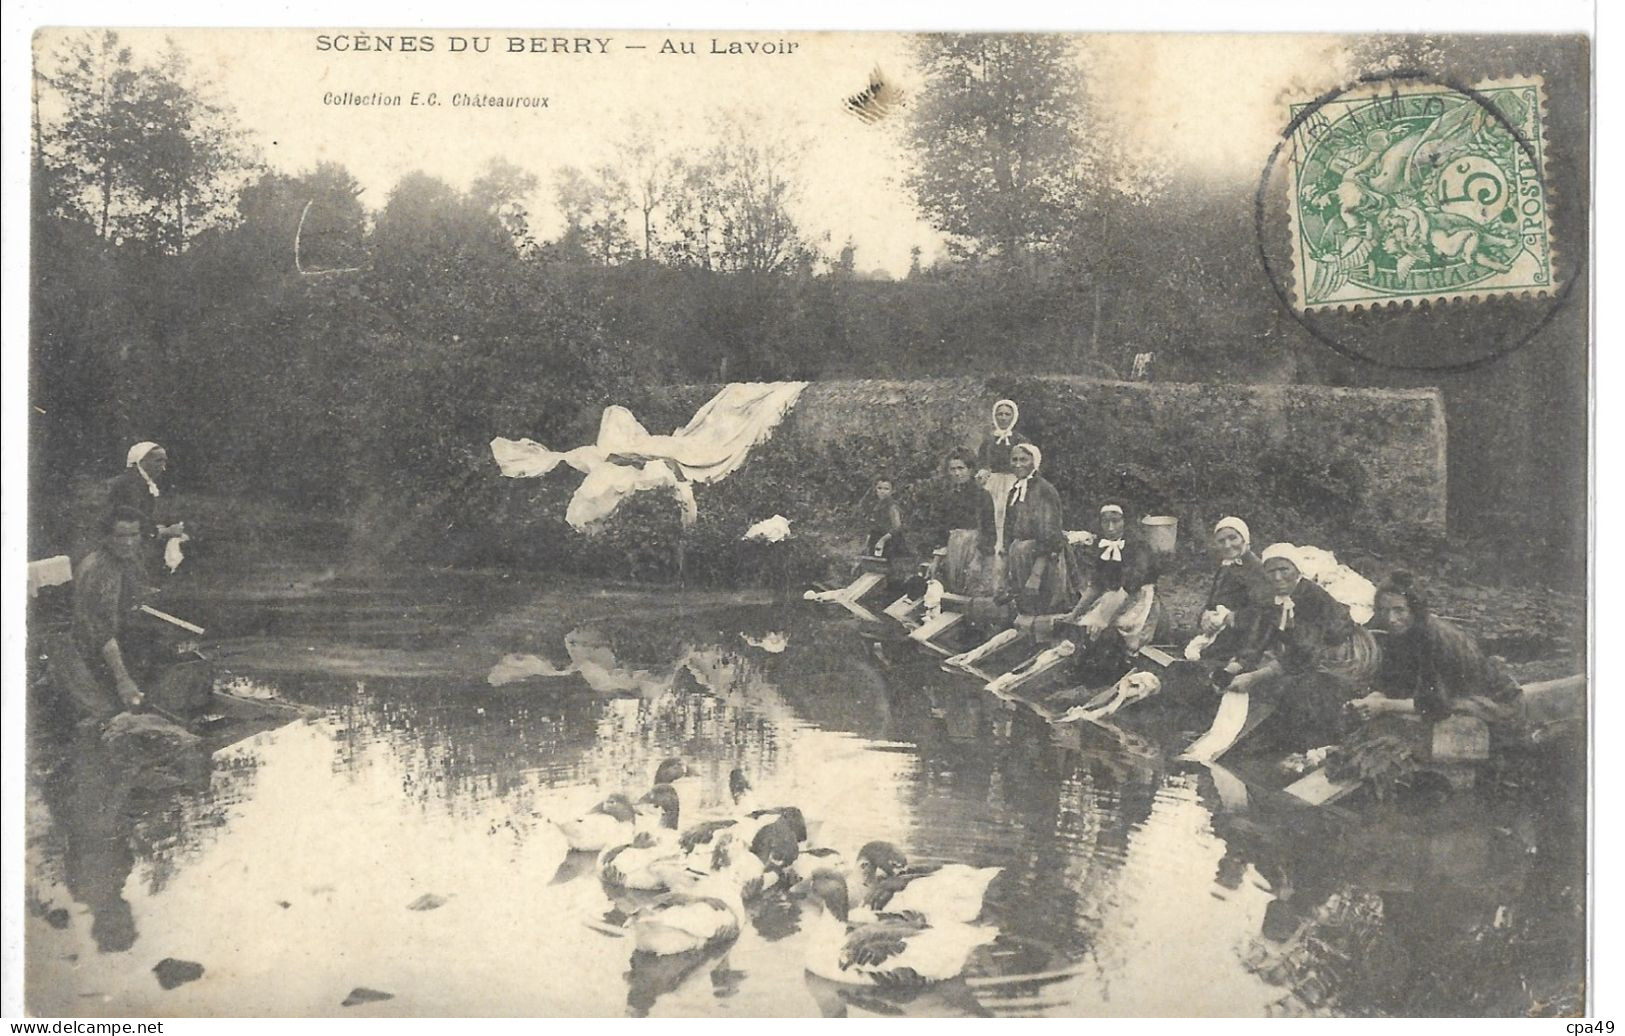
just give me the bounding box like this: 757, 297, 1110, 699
850, 842, 1001, 926
598, 786, 685, 889
553, 794, 644, 853
625, 872, 746, 956
793, 869, 999, 986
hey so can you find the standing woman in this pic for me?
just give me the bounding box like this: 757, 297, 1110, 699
109, 442, 185, 576
1001, 443, 1070, 615
1184, 516, 1271, 661
936, 448, 995, 595
975, 399, 1030, 558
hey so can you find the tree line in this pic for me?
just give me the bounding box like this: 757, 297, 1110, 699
28, 31, 1588, 584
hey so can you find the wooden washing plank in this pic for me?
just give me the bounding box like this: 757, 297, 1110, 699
944, 627, 1024, 672
836, 597, 884, 623
909, 610, 965, 653
883, 595, 922, 626
1137, 644, 1177, 668
139, 604, 206, 635
986, 641, 1076, 697
1283, 767, 1363, 807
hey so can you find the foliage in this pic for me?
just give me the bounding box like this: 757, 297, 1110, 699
547, 112, 817, 274
905, 34, 1096, 260
35, 30, 254, 251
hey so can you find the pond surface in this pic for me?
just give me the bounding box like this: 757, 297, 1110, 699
24, 569, 1586, 1017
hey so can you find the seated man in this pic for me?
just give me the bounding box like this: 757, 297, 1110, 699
56, 508, 156, 720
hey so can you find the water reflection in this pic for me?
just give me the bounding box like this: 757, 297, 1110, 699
25, 575, 1585, 1017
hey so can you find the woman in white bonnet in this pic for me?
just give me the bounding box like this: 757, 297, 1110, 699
1183, 516, 1270, 661
108, 441, 185, 574
975, 398, 1031, 568
1218, 542, 1378, 747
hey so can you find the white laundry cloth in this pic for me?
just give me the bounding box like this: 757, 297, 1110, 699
742, 515, 793, 542
1293, 545, 1377, 625
28, 555, 73, 597
492, 381, 807, 530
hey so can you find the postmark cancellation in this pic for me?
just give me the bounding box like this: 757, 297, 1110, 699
1284, 76, 1556, 311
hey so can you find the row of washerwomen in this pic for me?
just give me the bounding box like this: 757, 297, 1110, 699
851, 400, 1526, 760
552, 758, 1002, 986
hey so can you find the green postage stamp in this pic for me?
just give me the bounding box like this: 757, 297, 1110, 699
1285, 77, 1556, 311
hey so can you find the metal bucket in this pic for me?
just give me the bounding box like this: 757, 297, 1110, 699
1140, 515, 1179, 555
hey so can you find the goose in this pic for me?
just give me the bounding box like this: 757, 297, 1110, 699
793, 869, 999, 986
851, 841, 1001, 925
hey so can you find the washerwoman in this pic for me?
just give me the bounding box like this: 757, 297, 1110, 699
1064, 504, 1163, 674
54, 508, 157, 720
1184, 516, 1271, 661
109, 442, 186, 578
1349, 572, 1521, 732
1220, 543, 1379, 749
935, 447, 995, 595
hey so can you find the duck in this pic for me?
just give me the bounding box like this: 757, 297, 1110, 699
652, 757, 706, 819
663, 814, 802, 899
598, 785, 685, 889
552, 793, 642, 852
718, 768, 812, 844
851, 841, 1001, 925
624, 872, 745, 956
793, 868, 999, 986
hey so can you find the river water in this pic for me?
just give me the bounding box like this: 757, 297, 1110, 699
24, 569, 1586, 1017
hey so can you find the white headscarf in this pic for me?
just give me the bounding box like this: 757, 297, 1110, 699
1215, 516, 1250, 565
991, 399, 1020, 446
1098, 504, 1125, 561
126, 441, 163, 498
1008, 442, 1040, 504
1260, 543, 1302, 629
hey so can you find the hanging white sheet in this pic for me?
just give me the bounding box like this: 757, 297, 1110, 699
491, 381, 808, 531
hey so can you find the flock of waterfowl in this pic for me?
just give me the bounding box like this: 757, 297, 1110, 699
550, 758, 1002, 986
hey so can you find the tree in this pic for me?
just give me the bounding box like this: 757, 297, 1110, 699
608, 117, 685, 260
904, 34, 1098, 261
120, 42, 254, 250
34, 30, 255, 251
681, 114, 816, 275
34, 30, 142, 239
373, 171, 519, 280
469, 157, 540, 254
552, 164, 637, 265
234, 162, 367, 273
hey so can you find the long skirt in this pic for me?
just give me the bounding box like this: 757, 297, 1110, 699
1005, 540, 1072, 615
1249, 626, 1382, 750
943, 528, 995, 595
1077, 586, 1164, 652
983, 473, 1016, 555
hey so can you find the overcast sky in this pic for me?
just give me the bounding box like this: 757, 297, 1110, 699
35, 29, 1358, 276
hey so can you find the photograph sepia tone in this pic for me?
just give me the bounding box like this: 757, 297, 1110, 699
15, 25, 1591, 1018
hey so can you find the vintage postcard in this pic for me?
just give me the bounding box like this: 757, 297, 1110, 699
13, 25, 1590, 1019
